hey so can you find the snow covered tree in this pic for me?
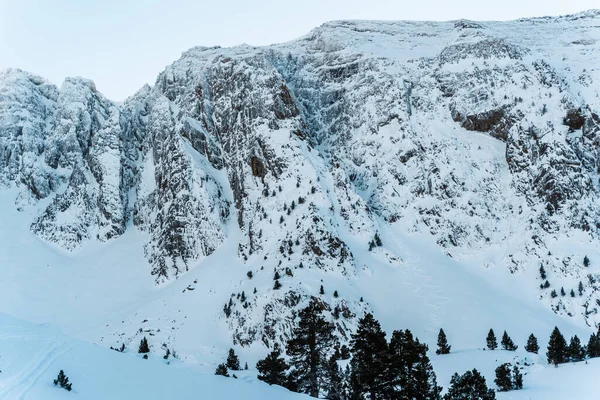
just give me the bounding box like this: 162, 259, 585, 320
494, 363, 512, 392
138, 336, 150, 354
584, 255, 590, 267
53, 370, 72, 391
525, 334, 539, 354
547, 326, 567, 366
256, 343, 289, 387
486, 329, 498, 350
560, 287, 566, 296
286, 298, 336, 398
226, 348, 241, 370
436, 328, 451, 355
444, 369, 495, 400
215, 363, 229, 377
570, 289, 575, 297
273, 279, 282, 290
550, 289, 557, 298
588, 333, 600, 358
350, 313, 388, 400
539, 265, 547, 280
567, 335, 585, 362
578, 281, 584, 296
512, 365, 523, 390
501, 331, 518, 351
386, 329, 442, 399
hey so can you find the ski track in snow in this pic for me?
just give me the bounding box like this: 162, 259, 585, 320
0, 339, 73, 400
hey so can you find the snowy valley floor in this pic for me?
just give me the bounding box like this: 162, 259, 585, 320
0, 313, 598, 399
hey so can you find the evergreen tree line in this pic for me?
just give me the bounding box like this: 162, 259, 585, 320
255, 298, 496, 399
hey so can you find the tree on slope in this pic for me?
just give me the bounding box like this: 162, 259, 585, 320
512, 365, 523, 390
226, 348, 241, 370
525, 333, 539, 354
501, 331, 518, 351
568, 335, 585, 362
494, 363, 512, 392
138, 336, 150, 354
215, 363, 229, 377
286, 297, 336, 398
547, 326, 567, 366
587, 332, 600, 358
436, 328, 451, 355
386, 329, 442, 399
256, 343, 290, 387
350, 313, 388, 400
486, 329, 498, 350
444, 369, 495, 400
53, 370, 73, 391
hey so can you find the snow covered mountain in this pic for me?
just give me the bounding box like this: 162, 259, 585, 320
2, 9, 600, 399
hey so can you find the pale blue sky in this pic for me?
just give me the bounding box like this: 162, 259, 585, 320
0, 0, 596, 100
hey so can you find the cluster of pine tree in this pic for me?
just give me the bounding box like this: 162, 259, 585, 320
546, 326, 600, 366
494, 363, 523, 392
215, 348, 248, 378
255, 298, 495, 399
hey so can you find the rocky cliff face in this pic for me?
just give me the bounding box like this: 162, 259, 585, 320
2, 10, 600, 344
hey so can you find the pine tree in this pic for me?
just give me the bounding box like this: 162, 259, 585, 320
525, 334, 539, 354
444, 369, 495, 400
570, 289, 575, 297
256, 343, 290, 386
226, 348, 241, 370
286, 298, 336, 398
587, 333, 600, 358
244, 362, 248, 370
560, 287, 566, 296
550, 289, 557, 298
215, 363, 229, 377
512, 365, 523, 390
320, 285, 325, 295
333, 290, 339, 298
578, 281, 584, 296
138, 337, 150, 354
340, 345, 351, 360
542, 280, 550, 289
324, 355, 344, 400
568, 335, 585, 362
501, 331, 518, 351
547, 326, 568, 366
350, 313, 388, 400
436, 328, 451, 355
494, 363, 512, 392
273, 279, 282, 290
584, 255, 590, 267
486, 329, 498, 350
386, 329, 442, 399
53, 370, 73, 391
539, 265, 547, 280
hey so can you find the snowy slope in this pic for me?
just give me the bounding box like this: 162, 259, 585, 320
1, 9, 600, 399
0, 313, 307, 400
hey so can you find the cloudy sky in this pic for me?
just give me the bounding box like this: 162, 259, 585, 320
0, 0, 596, 100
